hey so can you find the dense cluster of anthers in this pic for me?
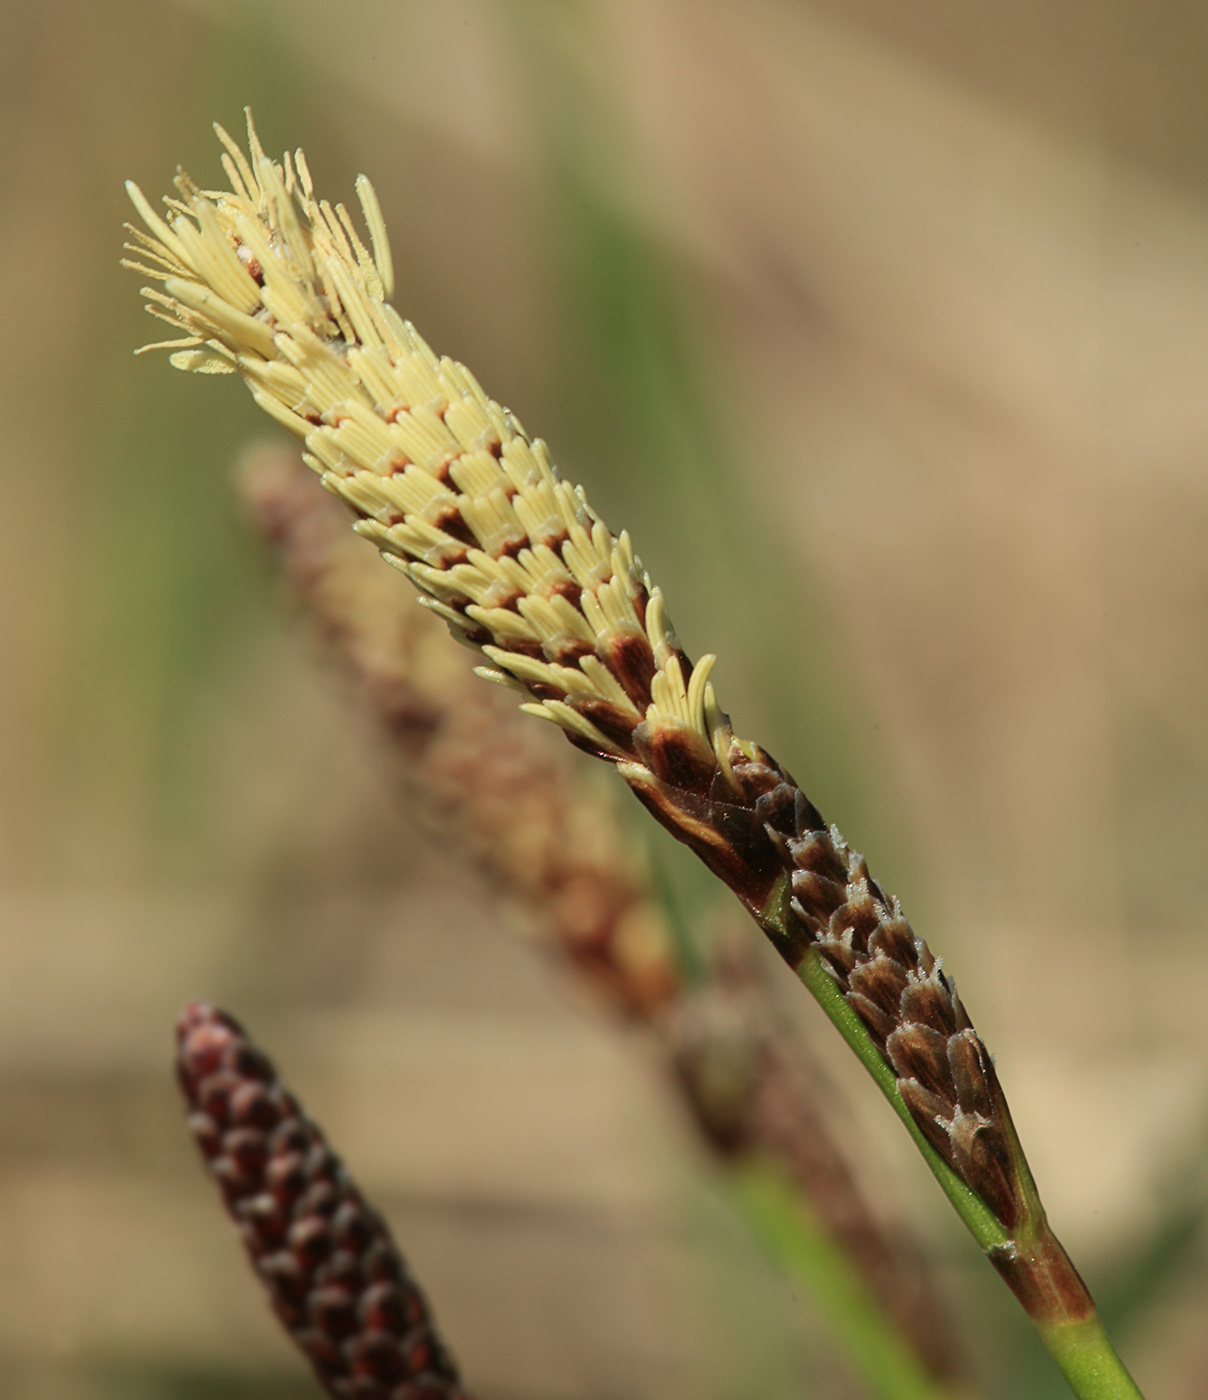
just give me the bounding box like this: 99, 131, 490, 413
129, 115, 1028, 1235
176, 1002, 470, 1400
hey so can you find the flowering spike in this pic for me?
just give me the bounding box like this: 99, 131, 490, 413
124, 119, 733, 792
176, 1002, 472, 1400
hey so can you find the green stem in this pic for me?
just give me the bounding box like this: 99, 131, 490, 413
728, 1161, 970, 1400
1038, 1318, 1145, 1400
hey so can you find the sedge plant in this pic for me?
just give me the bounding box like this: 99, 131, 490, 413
123, 113, 1144, 1400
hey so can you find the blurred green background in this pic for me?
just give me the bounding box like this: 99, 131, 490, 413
2, 1, 1207, 1397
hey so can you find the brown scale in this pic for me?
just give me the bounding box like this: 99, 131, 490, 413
577, 697, 645, 755
176, 1003, 473, 1400
847, 956, 911, 1033
520, 678, 568, 703
529, 522, 571, 553
491, 531, 528, 561
427, 504, 479, 553
539, 576, 583, 610
490, 633, 546, 661
543, 634, 596, 668
404, 452, 458, 491
886, 1024, 955, 1102
598, 626, 657, 711
634, 715, 719, 792
473, 580, 525, 613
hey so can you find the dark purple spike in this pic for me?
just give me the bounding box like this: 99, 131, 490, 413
296, 1326, 344, 1377
175, 1003, 471, 1400
271, 1118, 311, 1155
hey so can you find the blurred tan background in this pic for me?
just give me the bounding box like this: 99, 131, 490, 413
2, 1, 1207, 1397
